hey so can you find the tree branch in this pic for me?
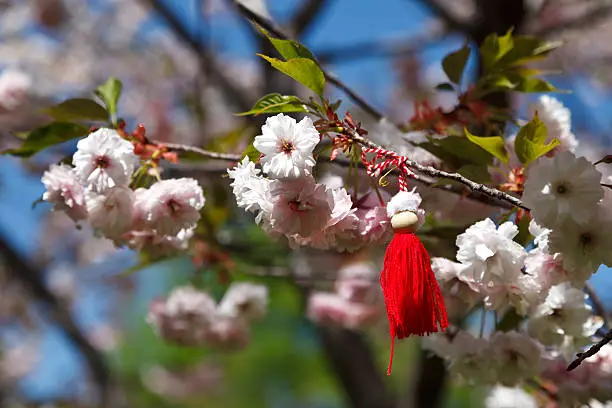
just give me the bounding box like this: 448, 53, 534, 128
568, 329, 612, 371
288, 0, 331, 38
0, 237, 112, 408
142, 0, 255, 113
317, 326, 395, 408
344, 127, 528, 210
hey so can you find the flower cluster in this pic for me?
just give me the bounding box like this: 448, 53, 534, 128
42, 128, 204, 253
228, 114, 391, 252
424, 330, 543, 387
147, 282, 268, 348
307, 262, 381, 329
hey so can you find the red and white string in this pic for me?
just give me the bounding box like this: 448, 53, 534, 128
361, 146, 414, 191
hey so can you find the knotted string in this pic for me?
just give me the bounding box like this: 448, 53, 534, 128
360, 146, 414, 192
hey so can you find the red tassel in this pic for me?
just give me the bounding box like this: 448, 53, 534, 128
380, 231, 448, 375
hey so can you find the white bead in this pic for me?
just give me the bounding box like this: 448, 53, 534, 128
391, 211, 419, 232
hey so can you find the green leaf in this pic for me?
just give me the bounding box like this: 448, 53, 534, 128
258, 55, 325, 96
3, 122, 89, 157
480, 29, 514, 71
241, 142, 261, 162
442, 44, 470, 84
514, 114, 559, 165
465, 129, 509, 165
513, 77, 558, 93
45, 98, 109, 122
514, 214, 533, 246
236, 93, 307, 116
94, 77, 122, 119
257, 25, 316, 61
457, 164, 492, 184
435, 82, 455, 92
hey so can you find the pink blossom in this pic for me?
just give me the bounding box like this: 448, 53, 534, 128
306, 292, 380, 330
268, 176, 330, 238
41, 164, 88, 222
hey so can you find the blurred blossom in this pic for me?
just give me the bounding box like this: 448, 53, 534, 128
147, 286, 217, 346
217, 282, 269, 321
484, 386, 537, 408
141, 362, 223, 401
307, 292, 379, 330
0, 69, 31, 111
0, 343, 39, 382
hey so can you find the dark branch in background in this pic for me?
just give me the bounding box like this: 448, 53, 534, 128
568, 329, 612, 371
317, 326, 395, 408
142, 0, 255, 114
287, 0, 331, 38
0, 237, 111, 408
412, 352, 447, 408
230, 0, 387, 123
316, 28, 446, 63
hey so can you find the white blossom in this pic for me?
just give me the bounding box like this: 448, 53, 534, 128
142, 178, 205, 236
72, 128, 139, 193
227, 157, 272, 215
447, 331, 494, 384
456, 219, 526, 285
431, 257, 482, 317
41, 164, 87, 221
489, 331, 543, 386
529, 283, 595, 347
484, 386, 538, 408
549, 210, 612, 280
86, 186, 135, 240
528, 95, 578, 152
522, 151, 602, 228
217, 282, 268, 321
253, 114, 319, 179
147, 286, 217, 346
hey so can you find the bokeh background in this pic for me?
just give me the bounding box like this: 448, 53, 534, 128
2, 0, 612, 407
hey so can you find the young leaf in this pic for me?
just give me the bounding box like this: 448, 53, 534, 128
236, 93, 307, 116
3, 122, 89, 157
45, 98, 109, 122
258, 55, 325, 96
480, 29, 514, 71
241, 142, 261, 163
442, 44, 470, 84
465, 129, 509, 165
514, 114, 559, 165
94, 77, 122, 119
514, 214, 533, 246
257, 25, 316, 61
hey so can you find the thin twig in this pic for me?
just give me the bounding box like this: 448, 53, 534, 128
568, 329, 612, 371
231, 1, 388, 123
159, 141, 242, 161
345, 127, 528, 210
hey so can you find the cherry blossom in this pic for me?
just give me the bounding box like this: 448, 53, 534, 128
522, 151, 603, 228
253, 114, 320, 179
141, 178, 205, 236
72, 128, 139, 193
41, 163, 88, 221
484, 386, 537, 408
86, 186, 135, 240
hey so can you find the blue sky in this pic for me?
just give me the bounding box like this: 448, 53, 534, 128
5, 0, 612, 401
